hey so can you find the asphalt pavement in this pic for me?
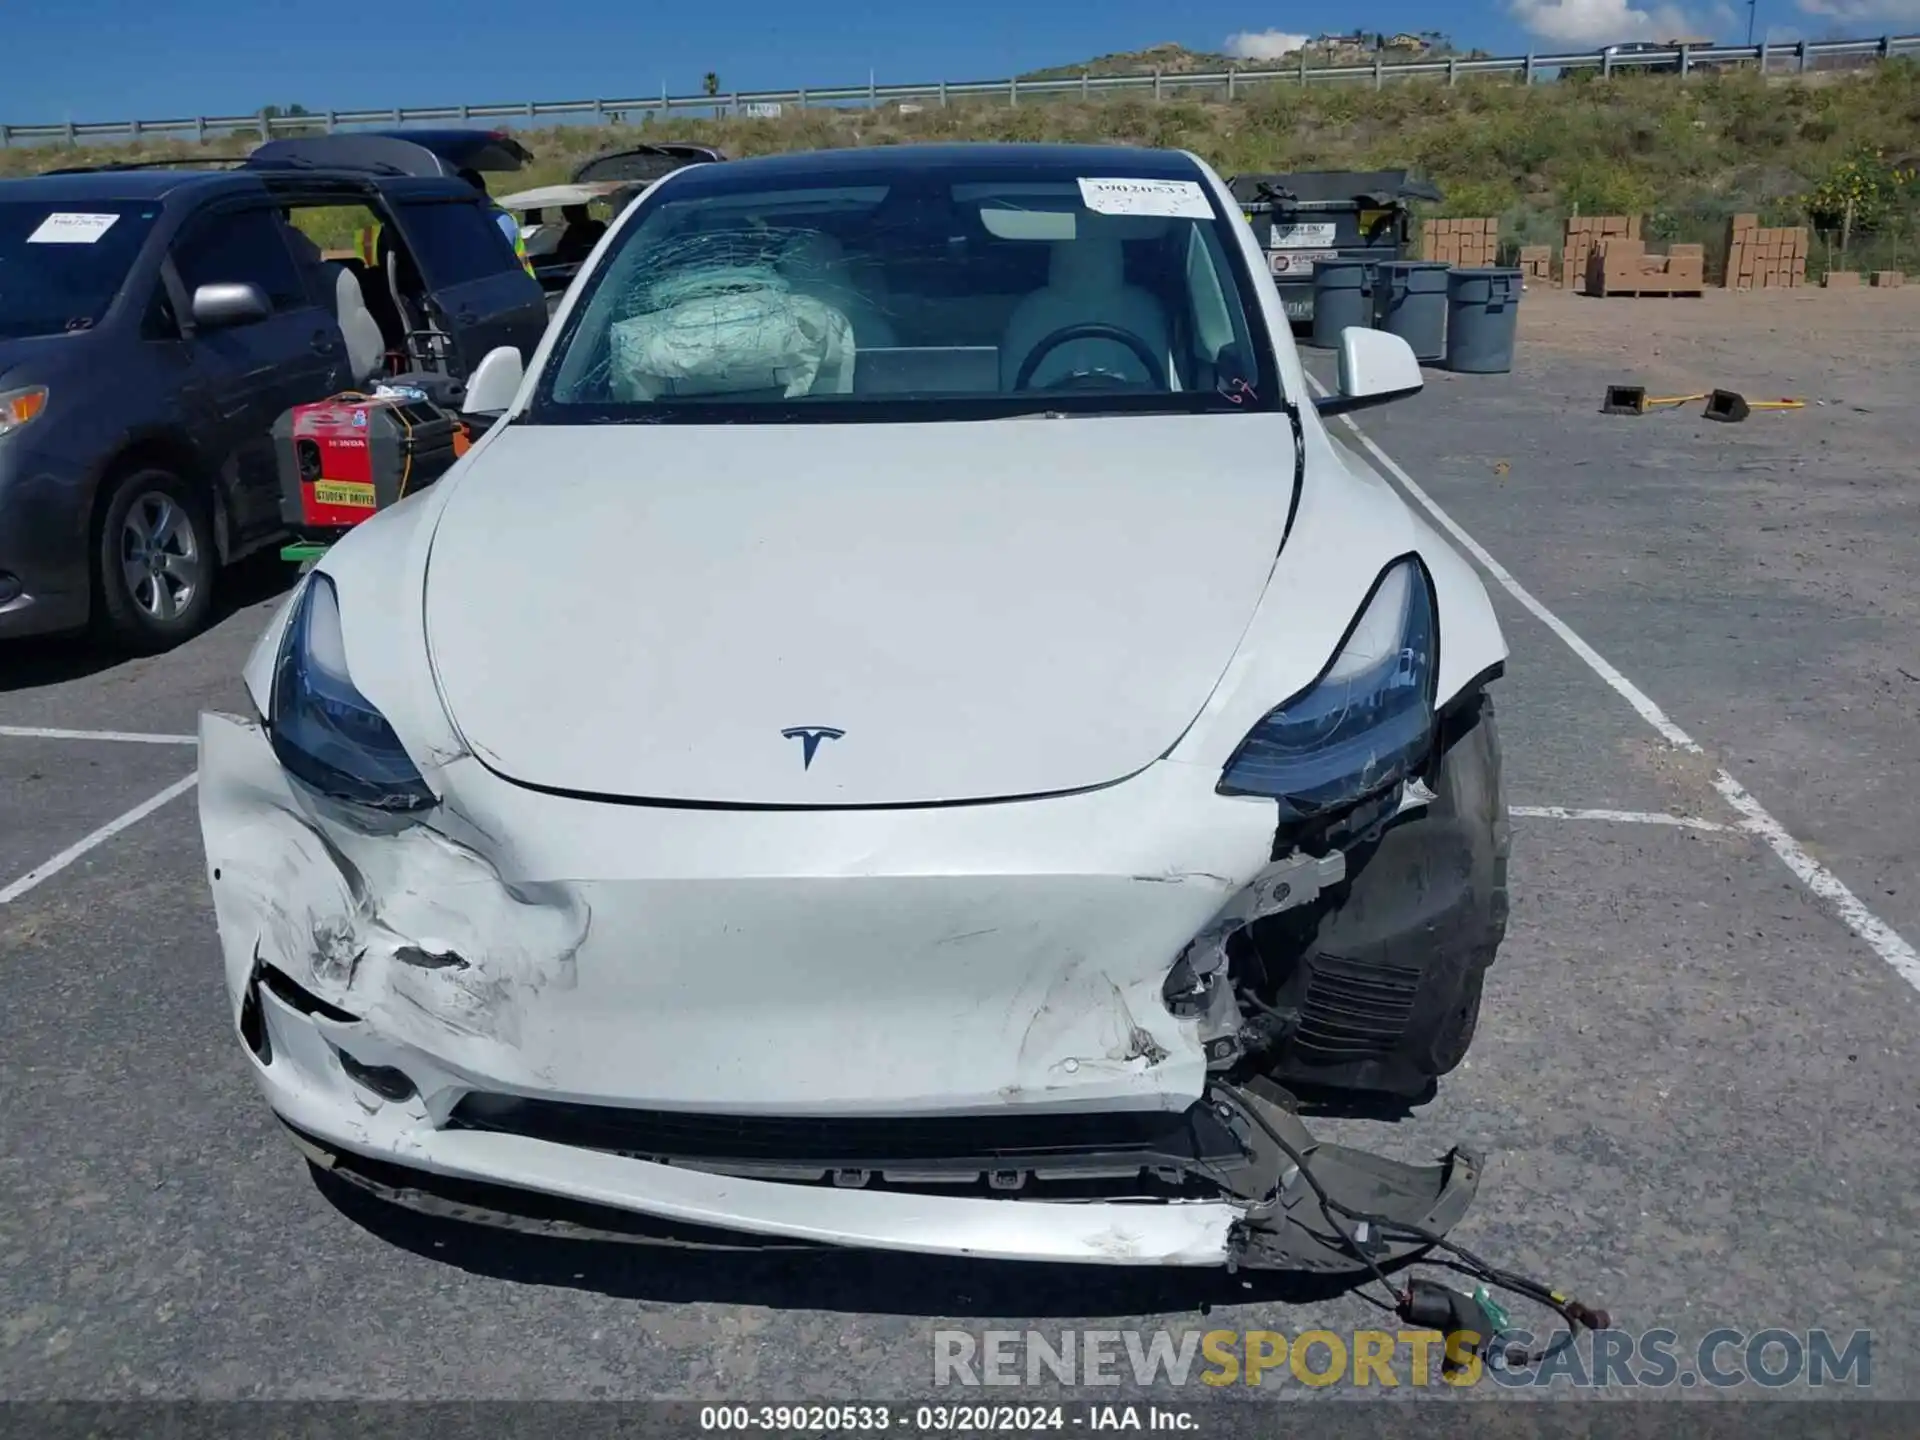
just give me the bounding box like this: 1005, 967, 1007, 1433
2, 334, 1916, 1405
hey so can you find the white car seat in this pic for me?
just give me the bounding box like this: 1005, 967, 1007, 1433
326, 264, 387, 386
1000, 235, 1172, 391
277, 220, 386, 386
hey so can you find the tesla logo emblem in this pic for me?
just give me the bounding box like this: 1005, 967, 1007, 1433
781, 726, 844, 770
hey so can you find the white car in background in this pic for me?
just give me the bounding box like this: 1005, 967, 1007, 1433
199, 142, 1510, 1272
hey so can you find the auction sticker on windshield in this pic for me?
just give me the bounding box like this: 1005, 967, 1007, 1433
1269, 222, 1337, 249
27, 212, 120, 244
1078, 178, 1214, 220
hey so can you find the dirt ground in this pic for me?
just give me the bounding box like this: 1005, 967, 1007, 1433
1516, 284, 1920, 410
1505, 284, 1920, 634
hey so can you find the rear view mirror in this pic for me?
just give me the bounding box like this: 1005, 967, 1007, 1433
1316, 327, 1422, 417
190, 282, 271, 331
463, 346, 524, 416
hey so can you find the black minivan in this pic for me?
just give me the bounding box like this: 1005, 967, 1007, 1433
0, 134, 547, 651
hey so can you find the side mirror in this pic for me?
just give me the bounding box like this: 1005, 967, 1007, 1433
462, 345, 524, 417
190, 282, 271, 331
1315, 327, 1422, 417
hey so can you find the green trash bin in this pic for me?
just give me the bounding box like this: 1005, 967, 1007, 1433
1310, 259, 1374, 350
1443, 267, 1523, 374
1373, 260, 1452, 363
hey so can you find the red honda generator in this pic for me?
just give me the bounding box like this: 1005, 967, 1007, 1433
273, 391, 469, 564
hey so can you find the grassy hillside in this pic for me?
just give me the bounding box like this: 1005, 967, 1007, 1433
1021, 37, 1475, 80
7, 62, 1917, 273
1021, 41, 1244, 81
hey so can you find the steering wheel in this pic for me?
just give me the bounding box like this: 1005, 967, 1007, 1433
1012, 322, 1167, 392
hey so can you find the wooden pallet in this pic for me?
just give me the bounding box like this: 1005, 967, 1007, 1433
1596, 288, 1705, 298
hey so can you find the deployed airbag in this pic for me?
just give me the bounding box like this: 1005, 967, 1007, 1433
608, 266, 854, 399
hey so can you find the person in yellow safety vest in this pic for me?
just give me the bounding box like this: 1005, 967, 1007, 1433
350, 171, 536, 281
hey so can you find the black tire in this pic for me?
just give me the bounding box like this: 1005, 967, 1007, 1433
1426, 692, 1508, 1076
1257, 688, 1509, 1098
1430, 968, 1484, 1076
93, 466, 217, 654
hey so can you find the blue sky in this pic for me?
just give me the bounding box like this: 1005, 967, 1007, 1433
6, 0, 1900, 125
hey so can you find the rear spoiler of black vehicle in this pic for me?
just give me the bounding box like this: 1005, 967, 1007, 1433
570, 143, 727, 186
247, 129, 534, 178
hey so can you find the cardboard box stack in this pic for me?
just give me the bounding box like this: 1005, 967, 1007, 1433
1584, 238, 1706, 296
1724, 215, 1807, 289
1421, 218, 1498, 267
1823, 270, 1862, 288
1562, 215, 1641, 291
1517, 245, 1554, 283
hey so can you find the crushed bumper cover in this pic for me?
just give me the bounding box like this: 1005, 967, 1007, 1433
200, 710, 1479, 1270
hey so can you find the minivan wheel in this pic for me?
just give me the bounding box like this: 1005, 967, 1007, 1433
94, 467, 215, 653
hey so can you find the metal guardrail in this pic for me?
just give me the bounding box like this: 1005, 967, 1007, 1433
4, 34, 1917, 147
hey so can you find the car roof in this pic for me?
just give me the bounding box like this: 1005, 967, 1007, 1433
658, 141, 1207, 191
0, 168, 253, 204
2, 164, 479, 205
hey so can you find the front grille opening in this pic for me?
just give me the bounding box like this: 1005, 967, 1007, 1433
444, 1094, 1252, 1199
1294, 952, 1422, 1060
239, 977, 272, 1062
259, 962, 360, 1025
337, 1049, 418, 1103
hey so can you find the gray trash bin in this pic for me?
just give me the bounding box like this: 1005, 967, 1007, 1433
1443, 267, 1523, 374
1372, 260, 1451, 363
1310, 259, 1374, 350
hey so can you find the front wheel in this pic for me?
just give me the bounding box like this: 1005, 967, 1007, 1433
1255, 689, 1509, 1099
93, 467, 216, 653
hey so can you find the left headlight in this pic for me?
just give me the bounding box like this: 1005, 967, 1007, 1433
269, 573, 437, 811
0, 386, 49, 438
1217, 558, 1436, 819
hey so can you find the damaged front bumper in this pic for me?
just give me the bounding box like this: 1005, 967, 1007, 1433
200, 710, 1479, 1269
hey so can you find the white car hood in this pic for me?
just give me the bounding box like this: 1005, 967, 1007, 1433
423, 415, 1294, 806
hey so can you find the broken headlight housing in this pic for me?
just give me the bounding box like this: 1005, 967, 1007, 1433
1217, 557, 1436, 819
269, 573, 436, 811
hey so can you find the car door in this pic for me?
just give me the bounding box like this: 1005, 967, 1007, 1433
167, 201, 348, 545
384, 194, 548, 377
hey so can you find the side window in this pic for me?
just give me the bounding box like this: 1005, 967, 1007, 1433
391, 200, 519, 288
171, 208, 310, 312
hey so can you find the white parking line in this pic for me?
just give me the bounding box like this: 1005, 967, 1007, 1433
0, 725, 197, 746
1509, 806, 1732, 833
1312, 374, 1920, 995
0, 773, 200, 906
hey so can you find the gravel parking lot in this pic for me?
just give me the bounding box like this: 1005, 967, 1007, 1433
3, 287, 1918, 1404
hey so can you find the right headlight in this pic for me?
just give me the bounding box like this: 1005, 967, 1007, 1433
1217, 558, 1436, 819
269, 573, 437, 812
